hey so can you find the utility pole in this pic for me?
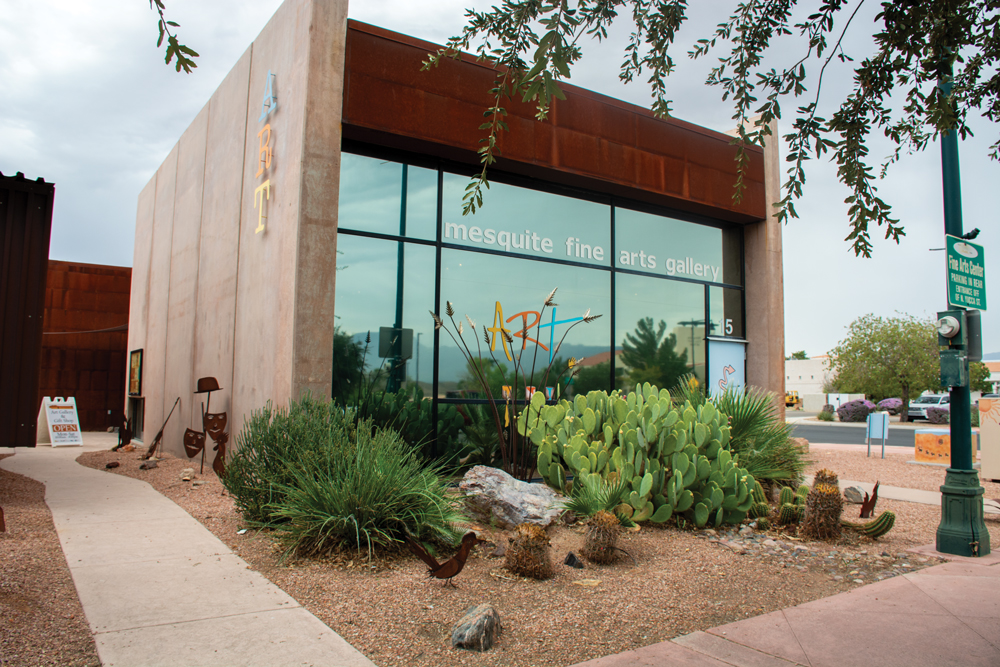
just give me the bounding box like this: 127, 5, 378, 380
934, 57, 990, 557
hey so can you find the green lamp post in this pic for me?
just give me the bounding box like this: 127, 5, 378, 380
934, 58, 990, 557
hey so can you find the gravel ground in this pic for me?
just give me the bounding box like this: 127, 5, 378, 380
0, 453, 100, 667
67, 445, 1000, 667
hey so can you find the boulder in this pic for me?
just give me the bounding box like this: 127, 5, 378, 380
452, 604, 502, 652
791, 437, 810, 453
460, 466, 563, 529
843, 486, 865, 504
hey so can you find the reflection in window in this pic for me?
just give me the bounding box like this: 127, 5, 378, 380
438, 249, 611, 399
709, 286, 744, 340
338, 153, 436, 240
616, 274, 706, 390
441, 173, 610, 265
332, 235, 435, 400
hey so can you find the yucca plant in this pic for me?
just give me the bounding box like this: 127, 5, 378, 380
714, 386, 809, 485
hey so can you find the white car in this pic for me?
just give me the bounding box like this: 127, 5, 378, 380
908, 394, 950, 420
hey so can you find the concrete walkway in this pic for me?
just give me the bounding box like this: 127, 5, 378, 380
572, 551, 1000, 667
1, 434, 374, 667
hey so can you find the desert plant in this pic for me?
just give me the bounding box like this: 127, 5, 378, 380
779, 486, 795, 506
526, 383, 757, 528
802, 483, 843, 541
750, 502, 771, 519
432, 289, 601, 480
927, 407, 950, 424
816, 410, 834, 422
836, 400, 876, 423
504, 523, 553, 579
223, 395, 350, 524
812, 469, 839, 488
778, 503, 801, 525
582, 510, 623, 564
877, 398, 903, 415
972, 405, 980, 428
842, 510, 896, 539
756, 516, 771, 530
268, 422, 467, 558
713, 385, 808, 485
562, 473, 632, 522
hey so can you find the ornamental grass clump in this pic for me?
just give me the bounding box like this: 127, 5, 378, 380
223, 395, 349, 524
269, 422, 467, 559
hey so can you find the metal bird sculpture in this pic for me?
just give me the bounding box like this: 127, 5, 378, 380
405, 531, 484, 587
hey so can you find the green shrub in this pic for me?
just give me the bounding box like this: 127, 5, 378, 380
354, 385, 464, 462
270, 423, 467, 558
714, 387, 808, 485
223, 395, 349, 525
817, 410, 834, 422
972, 406, 980, 427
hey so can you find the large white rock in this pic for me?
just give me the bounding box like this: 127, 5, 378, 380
460, 466, 563, 529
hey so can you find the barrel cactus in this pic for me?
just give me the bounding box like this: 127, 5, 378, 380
582, 510, 621, 564
522, 383, 756, 528
779, 486, 795, 506
504, 523, 553, 579
813, 468, 839, 488
802, 483, 843, 540
778, 502, 801, 525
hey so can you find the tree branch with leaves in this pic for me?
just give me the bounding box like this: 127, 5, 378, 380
430, 0, 1000, 256
149, 0, 199, 73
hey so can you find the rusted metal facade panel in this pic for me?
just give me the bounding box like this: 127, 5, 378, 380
0, 172, 54, 447
342, 21, 766, 222
38, 261, 131, 431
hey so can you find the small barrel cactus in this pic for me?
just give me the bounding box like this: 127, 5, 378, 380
802, 483, 843, 540
812, 468, 839, 488
756, 516, 771, 531
778, 502, 801, 525
779, 486, 795, 506
750, 502, 771, 519
504, 523, 554, 579
582, 510, 621, 564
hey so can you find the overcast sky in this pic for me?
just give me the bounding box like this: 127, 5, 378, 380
1, 0, 996, 358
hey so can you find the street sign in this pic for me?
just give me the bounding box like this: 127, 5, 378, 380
946, 234, 987, 311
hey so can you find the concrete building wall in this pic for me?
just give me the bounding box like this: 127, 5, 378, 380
786, 357, 833, 395
129, 0, 348, 454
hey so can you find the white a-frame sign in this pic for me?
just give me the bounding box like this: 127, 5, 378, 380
37, 397, 84, 446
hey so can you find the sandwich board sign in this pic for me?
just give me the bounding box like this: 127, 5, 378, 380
37, 397, 84, 446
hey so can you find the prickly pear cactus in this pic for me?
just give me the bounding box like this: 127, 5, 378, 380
521, 383, 756, 528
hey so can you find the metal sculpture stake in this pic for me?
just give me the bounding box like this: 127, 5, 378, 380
183, 428, 207, 473
144, 397, 180, 459
203, 411, 228, 477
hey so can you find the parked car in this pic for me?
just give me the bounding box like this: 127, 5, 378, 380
908, 394, 950, 420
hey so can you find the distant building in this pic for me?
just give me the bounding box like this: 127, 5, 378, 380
785, 356, 833, 396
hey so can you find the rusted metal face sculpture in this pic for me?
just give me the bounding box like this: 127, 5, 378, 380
185, 377, 228, 476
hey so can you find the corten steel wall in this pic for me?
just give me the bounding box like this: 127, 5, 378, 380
0, 172, 54, 448
129, 0, 347, 455
38, 261, 131, 431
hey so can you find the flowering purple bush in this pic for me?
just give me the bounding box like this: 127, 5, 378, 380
877, 398, 903, 415
927, 407, 950, 424
836, 399, 876, 422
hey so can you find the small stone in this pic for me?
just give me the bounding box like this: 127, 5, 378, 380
139, 460, 158, 470
191, 480, 206, 488
853, 579, 864, 584
703, 529, 718, 537
763, 539, 777, 547
833, 575, 844, 581
181, 468, 195, 481
738, 526, 753, 536
564, 552, 584, 569
452, 604, 502, 652
572, 579, 601, 587
794, 545, 810, 552
843, 486, 865, 504
105, 461, 120, 469
881, 551, 891, 557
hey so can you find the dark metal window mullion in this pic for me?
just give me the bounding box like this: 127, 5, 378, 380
431, 165, 443, 459
704, 283, 711, 395
609, 202, 617, 393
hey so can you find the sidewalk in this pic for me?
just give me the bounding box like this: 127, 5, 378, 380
0, 434, 374, 667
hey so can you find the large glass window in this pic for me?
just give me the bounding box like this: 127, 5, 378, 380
334, 149, 745, 420
438, 249, 611, 398
338, 153, 437, 240
442, 174, 610, 266
332, 235, 436, 399
616, 274, 707, 390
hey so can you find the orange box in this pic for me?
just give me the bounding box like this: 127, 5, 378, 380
914, 429, 978, 464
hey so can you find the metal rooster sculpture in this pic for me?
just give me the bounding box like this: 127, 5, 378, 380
405, 531, 484, 587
